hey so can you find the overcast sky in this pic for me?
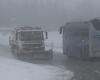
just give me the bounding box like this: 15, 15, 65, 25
0, 0, 100, 29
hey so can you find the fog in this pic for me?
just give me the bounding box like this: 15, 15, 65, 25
0, 0, 100, 30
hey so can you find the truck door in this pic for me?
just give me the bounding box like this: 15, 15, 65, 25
91, 31, 100, 57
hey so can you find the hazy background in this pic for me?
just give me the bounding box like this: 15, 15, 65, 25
0, 0, 100, 30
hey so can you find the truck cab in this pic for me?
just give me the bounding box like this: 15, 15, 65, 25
9, 26, 53, 59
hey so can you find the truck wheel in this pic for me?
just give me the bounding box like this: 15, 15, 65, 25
11, 46, 20, 57
11, 47, 18, 57
11, 47, 15, 54
48, 50, 53, 60
15, 47, 20, 57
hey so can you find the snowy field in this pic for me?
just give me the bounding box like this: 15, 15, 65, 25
0, 57, 73, 80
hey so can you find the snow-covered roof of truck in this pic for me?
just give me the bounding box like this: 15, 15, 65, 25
64, 18, 100, 31
64, 21, 91, 32
15, 26, 44, 31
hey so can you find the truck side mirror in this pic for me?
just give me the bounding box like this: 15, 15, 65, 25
45, 31, 48, 39
9, 36, 11, 45
59, 26, 63, 34
16, 32, 18, 40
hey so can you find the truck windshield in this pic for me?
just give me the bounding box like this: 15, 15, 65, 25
69, 30, 89, 37
19, 31, 43, 41
73, 31, 88, 36
91, 19, 100, 30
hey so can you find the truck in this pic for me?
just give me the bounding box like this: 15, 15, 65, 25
59, 18, 100, 59
9, 26, 53, 59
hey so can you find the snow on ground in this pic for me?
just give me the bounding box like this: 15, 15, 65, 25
0, 57, 74, 80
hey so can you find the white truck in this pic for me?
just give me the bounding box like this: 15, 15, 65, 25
60, 18, 100, 59
9, 26, 53, 59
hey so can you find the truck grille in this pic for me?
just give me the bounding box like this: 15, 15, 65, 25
23, 44, 41, 48
23, 47, 44, 51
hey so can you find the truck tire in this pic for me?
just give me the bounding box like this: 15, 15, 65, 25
11, 45, 20, 57
47, 50, 53, 60
15, 47, 21, 57
11, 46, 18, 58
11, 47, 15, 54
9, 37, 11, 46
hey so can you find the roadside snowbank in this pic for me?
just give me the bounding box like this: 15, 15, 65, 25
0, 57, 74, 80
